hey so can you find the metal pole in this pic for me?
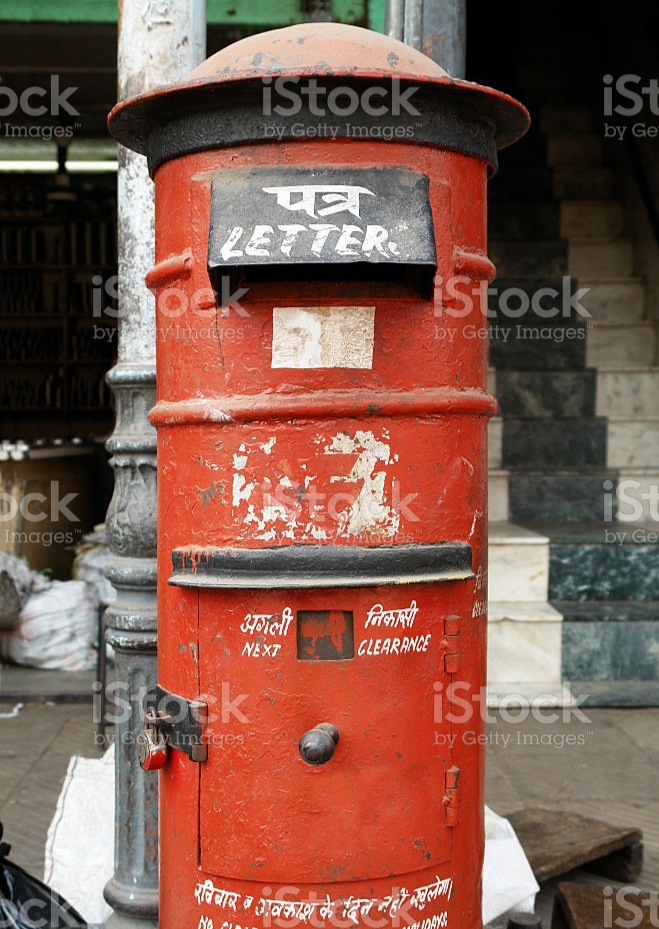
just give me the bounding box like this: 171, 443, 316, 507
385, 0, 405, 41
103, 3, 206, 929
422, 0, 466, 77
404, 0, 424, 51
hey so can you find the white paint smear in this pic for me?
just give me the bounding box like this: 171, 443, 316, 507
271, 305, 375, 369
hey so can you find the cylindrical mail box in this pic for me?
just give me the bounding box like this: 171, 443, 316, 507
109, 22, 528, 929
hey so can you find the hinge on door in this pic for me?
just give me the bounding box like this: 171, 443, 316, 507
144, 685, 208, 763
445, 765, 461, 827
444, 614, 460, 674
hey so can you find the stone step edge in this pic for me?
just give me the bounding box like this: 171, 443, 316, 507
588, 320, 657, 328
551, 599, 659, 621
597, 366, 659, 373
577, 277, 644, 284
559, 199, 621, 208
488, 521, 549, 545
495, 468, 617, 475
569, 236, 634, 246
485, 681, 576, 708
487, 468, 659, 474
488, 601, 563, 623
609, 416, 659, 423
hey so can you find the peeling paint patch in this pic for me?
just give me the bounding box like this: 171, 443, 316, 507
271, 306, 375, 369
324, 429, 400, 536
232, 451, 255, 508
198, 483, 216, 507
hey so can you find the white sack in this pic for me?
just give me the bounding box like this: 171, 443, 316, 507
44, 744, 115, 925
483, 806, 539, 925
8, 580, 97, 670
73, 543, 115, 609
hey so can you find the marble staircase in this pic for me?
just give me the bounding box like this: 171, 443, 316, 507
486, 75, 659, 703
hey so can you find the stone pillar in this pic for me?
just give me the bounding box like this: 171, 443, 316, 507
103, 4, 205, 929
423, 0, 466, 78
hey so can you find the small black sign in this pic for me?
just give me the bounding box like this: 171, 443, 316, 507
208, 166, 436, 293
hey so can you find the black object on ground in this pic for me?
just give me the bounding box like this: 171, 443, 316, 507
0, 822, 87, 929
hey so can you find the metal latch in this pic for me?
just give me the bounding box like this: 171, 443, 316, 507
137, 685, 208, 771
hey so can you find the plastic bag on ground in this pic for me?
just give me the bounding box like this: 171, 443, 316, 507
0, 552, 49, 630
0, 822, 86, 929
72, 528, 115, 610
483, 806, 540, 926
7, 580, 96, 670
44, 744, 115, 925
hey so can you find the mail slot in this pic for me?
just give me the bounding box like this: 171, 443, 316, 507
109, 21, 528, 929
208, 165, 437, 294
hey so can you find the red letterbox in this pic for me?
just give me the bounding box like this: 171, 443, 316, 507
109, 22, 528, 929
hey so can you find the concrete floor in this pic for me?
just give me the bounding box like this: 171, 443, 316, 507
0, 696, 656, 923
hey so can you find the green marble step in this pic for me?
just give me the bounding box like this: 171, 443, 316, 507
567, 681, 659, 706
562, 621, 659, 681
554, 601, 659, 622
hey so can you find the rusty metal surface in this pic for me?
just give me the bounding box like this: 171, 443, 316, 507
108, 23, 529, 165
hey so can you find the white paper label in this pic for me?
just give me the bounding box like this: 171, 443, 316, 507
271, 305, 375, 369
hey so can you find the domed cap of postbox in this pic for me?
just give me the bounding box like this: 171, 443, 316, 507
108, 22, 529, 176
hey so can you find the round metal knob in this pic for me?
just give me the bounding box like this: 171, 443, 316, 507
299, 723, 339, 766
137, 728, 168, 771
507, 914, 542, 929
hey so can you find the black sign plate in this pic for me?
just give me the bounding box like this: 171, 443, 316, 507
208, 166, 436, 292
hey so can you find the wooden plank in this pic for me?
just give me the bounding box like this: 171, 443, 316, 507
582, 842, 644, 883
552, 882, 657, 929
507, 808, 643, 883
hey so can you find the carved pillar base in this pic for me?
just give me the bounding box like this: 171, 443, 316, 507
103, 365, 158, 929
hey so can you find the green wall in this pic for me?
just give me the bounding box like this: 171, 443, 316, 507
0, 0, 385, 28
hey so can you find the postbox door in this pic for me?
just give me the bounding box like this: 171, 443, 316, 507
197, 583, 457, 884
